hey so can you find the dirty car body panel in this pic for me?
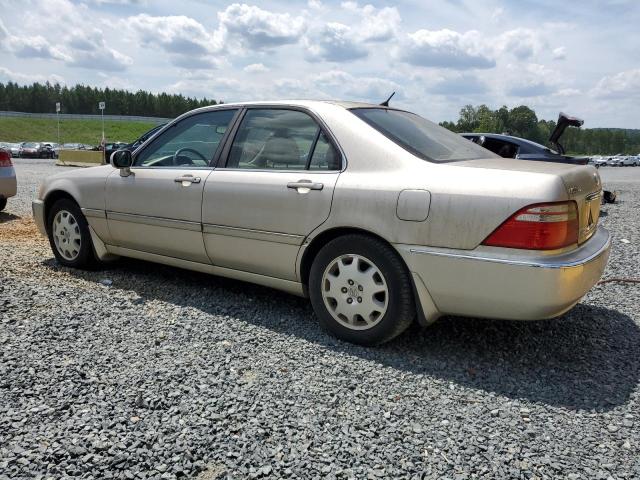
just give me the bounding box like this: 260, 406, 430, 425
33, 100, 610, 342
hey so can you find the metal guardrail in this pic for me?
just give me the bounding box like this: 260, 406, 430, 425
0, 111, 171, 123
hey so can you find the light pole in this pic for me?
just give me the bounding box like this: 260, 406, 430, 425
99, 101, 106, 164
56, 102, 61, 146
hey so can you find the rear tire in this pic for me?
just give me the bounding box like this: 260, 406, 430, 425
47, 198, 98, 269
0, 197, 6, 211
309, 234, 415, 346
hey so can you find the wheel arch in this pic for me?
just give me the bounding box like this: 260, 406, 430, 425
299, 226, 439, 327
43, 190, 80, 231
299, 227, 395, 288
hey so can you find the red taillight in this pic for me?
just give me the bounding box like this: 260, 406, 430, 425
0, 149, 12, 167
482, 201, 579, 250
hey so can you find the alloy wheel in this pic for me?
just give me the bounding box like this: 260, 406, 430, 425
320, 254, 389, 330
52, 210, 82, 261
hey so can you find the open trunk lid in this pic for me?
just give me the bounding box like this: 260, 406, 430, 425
549, 112, 584, 155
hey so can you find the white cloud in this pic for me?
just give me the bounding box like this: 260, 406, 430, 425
430, 73, 489, 96
65, 29, 132, 71
313, 70, 399, 101
0, 66, 64, 84
217, 3, 306, 50
505, 63, 560, 97
401, 29, 496, 70
591, 69, 640, 99
341, 2, 401, 42
125, 14, 222, 69
243, 63, 269, 73
305, 22, 368, 62
552, 46, 567, 60
1, 2, 131, 71
497, 28, 544, 60
0, 18, 70, 61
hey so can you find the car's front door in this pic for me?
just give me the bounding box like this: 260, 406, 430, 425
202, 108, 343, 281
105, 109, 238, 262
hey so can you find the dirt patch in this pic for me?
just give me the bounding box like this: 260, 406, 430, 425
0, 216, 44, 243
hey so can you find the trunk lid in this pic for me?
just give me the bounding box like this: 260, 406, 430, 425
549, 112, 583, 155
457, 157, 602, 245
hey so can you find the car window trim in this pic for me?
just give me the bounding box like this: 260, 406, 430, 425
305, 128, 322, 170
131, 107, 240, 169
217, 105, 345, 172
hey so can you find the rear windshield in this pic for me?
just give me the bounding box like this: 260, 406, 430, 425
351, 108, 497, 163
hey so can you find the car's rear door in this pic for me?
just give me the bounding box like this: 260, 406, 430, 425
105, 109, 238, 263
202, 107, 343, 281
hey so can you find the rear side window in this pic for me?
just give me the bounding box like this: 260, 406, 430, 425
351, 108, 497, 163
226, 109, 340, 170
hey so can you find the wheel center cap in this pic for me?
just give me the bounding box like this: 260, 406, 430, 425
347, 286, 359, 298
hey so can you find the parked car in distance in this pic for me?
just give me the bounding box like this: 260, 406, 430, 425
9, 142, 23, 158
61, 143, 84, 150
620, 156, 637, 166
592, 156, 609, 167
103, 142, 129, 162
19, 142, 49, 158
105, 123, 168, 161
463, 113, 616, 203
0, 148, 17, 211
33, 100, 610, 346
42, 142, 60, 159
462, 113, 588, 165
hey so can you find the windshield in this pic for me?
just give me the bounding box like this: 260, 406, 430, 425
351, 108, 497, 163
24, 142, 39, 148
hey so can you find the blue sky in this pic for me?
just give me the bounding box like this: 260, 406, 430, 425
0, 0, 639, 127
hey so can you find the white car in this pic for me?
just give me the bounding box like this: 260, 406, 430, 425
0, 148, 17, 211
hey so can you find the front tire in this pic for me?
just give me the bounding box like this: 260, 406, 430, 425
309, 234, 415, 346
0, 197, 6, 211
47, 198, 97, 269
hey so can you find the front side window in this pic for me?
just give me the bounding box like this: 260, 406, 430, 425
226, 109, 338, 170
351, 108, 498, 163
135, 109, 237, 167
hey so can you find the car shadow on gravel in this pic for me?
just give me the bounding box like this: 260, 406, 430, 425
48, 257, 639, 412
0, 212, 21, 223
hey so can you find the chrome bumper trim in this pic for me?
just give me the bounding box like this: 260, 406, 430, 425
32, 199, 47, 235
409, 227, 610, 269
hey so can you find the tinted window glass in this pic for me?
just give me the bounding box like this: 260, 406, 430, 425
135, 110, 236, 167
351, 108, 498, 163
309, 132, 340, 170
482, 138, 519, 158
226, 109, 319, 170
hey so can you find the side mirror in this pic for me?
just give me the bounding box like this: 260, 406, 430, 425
111, 149, 133, 176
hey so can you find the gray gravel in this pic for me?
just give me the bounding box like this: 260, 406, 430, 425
1, 161, 639, 479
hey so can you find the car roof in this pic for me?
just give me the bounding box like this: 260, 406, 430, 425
201, 99, 380, 109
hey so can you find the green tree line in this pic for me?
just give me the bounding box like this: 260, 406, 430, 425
440, 104, 640, 155
0, 82, 220, 118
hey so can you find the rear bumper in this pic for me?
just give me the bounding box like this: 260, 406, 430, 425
0, 174, 17, 199
396, 226, 611, 321
32, 199, 47, 235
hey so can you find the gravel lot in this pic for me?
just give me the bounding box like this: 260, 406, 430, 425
1, 161, 639, 479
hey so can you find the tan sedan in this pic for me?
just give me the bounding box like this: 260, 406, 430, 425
32, 101, 610, 345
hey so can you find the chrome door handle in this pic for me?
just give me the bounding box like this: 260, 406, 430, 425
287, 180, 324, 191
174, 175, 201, 184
